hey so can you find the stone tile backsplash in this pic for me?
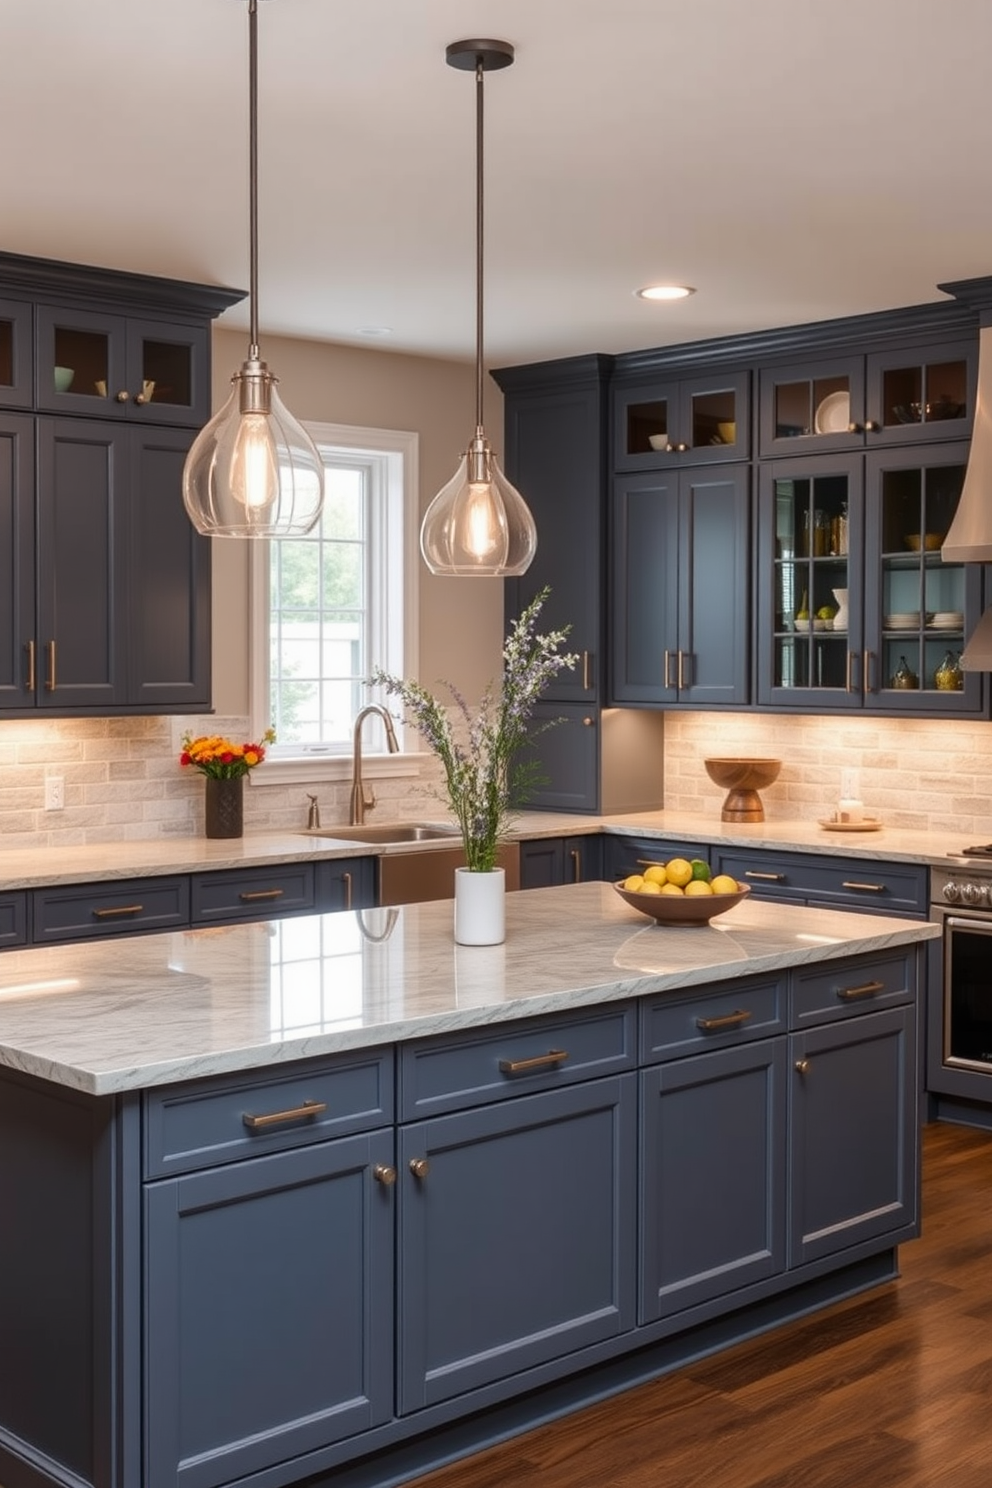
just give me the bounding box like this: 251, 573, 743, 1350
663, 711, 992, 839
2, 710, 991, 849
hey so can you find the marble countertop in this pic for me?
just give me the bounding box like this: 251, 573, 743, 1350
0, 883, 939, 1097
0, 811, 976, 892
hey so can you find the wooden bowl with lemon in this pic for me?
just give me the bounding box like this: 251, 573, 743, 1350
614, 856, 750, 926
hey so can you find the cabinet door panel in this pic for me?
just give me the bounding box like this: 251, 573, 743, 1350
611, 470, 680, 703
639, 1040, 787, 1322
520, 701, 601, 812
145, 1131, 394, 1488
680, 464, 749, 705
0, 296, 33, 409
36, 418, 126, 708
0, 413, 34, 706
397, 1075, 636, 1412
128, 426, 211, 708
789, 1006, 917, 1266
36, 303, 128, 416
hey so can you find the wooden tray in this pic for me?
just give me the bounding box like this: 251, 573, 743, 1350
818, 817, 882, 832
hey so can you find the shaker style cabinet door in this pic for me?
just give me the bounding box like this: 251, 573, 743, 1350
0, 413, 35, 706
144, 1130, 395, 1488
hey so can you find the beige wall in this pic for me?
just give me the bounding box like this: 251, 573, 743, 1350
209, 326, 505, 714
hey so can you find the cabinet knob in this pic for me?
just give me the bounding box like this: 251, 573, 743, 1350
135, 393, 150, 405
582, 716, 595, 727
846, 421, 862, 434
674, 442, 688, 453
373, 1163, 397, 1186
115, 390, 130, 403
864, 420, 881, 432
409, 1157, 430, 1179
795, 1058, 810, 1075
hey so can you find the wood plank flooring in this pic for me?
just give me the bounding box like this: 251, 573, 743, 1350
408, 1121, 992, 1488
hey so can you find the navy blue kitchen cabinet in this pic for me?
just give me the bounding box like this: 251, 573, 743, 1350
0, 411, 35, 707
613, 367, 750, 470
144, 1053, 396, 1488
610, 463, 750, 707
712, 846, 928, 918
758, 336, 975, 460
0, 251, 241, 717
316, 855, 377, 911
790, 955, 917, 1265
495, 355, 612, 706
756, 441, 984, 715
518, 833, 604, 888
604, 836, 710, 883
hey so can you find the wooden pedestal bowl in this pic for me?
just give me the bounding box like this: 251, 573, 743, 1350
704, 758, 782, 822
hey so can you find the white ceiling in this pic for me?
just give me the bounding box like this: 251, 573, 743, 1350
4, 0, 992, 369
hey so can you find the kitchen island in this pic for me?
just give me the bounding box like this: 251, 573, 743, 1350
0, 885, 938, 1488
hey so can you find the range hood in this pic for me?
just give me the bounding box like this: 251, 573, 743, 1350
942, 322, 992, 670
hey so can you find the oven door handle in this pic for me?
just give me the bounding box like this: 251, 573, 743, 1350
945, 915, 992, 932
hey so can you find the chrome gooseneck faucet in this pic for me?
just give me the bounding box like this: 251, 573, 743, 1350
350, 705, 400, 824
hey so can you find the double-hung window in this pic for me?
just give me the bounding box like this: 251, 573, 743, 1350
250, 422, 418, 780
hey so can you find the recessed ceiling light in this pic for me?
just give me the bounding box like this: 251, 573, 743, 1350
636, 284, 696, 302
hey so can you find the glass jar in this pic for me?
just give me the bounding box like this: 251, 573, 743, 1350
892, 654, 919, 690
934, 650, 963, 691
831, 502, 848, 556
813, 510, 830, 556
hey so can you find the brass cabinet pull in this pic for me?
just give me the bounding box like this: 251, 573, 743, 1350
795, 1058, 810, 1075
841, 881, 885, 893
582, 650, 592, 690
115, 390, 129, 403
342, 871, 352, 909
93, 903, 144, 918
242, 1098, 327, 1131
373, 1163, 397, 1186
582, 716, 595, 727
744, 870, 785, 881
238, 888, 285, 902
863, 649, 873, 693
836, 978, 885, 1002
663, 649, 672, 688
696, 1009, 752, 1032
570, 849, 582, 883
45, 640, 56, 692
409, 1157, 430, 1179
864, 420, 881, 432
498, 1048, 569, 1075
26, 640, 35, 692
846, 649, 854, 693
677, 649, 685, 691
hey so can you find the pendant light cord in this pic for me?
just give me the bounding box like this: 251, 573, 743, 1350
475, 57, 485, 434
247, 0, 260, 360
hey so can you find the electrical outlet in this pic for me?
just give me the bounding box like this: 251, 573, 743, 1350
44, 776, 65, 812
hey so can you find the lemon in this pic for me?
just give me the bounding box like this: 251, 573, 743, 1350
710, 874, 740, 896
622, 874, 645, 892
684, 879, 714, 896
643, 863, 668, 885
689, 859, 711, 883
638, 880, 662, 896
659, 882, 685, 896
665, 857, 693, 888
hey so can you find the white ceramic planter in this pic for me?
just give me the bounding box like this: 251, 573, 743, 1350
453, 866, 506, 946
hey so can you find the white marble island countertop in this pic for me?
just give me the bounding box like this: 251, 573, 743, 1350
0, 883, 938, 1097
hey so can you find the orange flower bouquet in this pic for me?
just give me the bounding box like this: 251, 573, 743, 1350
180, 728, 275, 780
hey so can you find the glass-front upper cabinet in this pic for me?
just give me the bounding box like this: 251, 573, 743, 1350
614, 370, 749, 469
863, 443, 983, 712
758, 453, 864, 710
865, 341, 975, 447
759, 341, 975, 458
35, 305, 210, 426
0, 298, 33, 410
758, 445, 985, 714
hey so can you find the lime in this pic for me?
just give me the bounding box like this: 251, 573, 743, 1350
690, 859, 711, 883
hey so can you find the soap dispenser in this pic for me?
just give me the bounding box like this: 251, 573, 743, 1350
306, 793, 321, 829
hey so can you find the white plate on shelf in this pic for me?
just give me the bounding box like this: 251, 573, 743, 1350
814, 391, 851, 434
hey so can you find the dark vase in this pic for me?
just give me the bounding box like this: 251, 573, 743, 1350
204, 775, 244, 839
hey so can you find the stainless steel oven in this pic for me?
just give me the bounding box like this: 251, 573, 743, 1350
928, 859, 992, 1104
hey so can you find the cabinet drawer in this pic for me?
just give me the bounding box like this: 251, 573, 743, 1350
791, 950, 915, 1029
190, 863, 316, 923
398, 1006, 637, 1120
606, 837, 709, 882
32, 875, 189, 943
144, 1049, 395, 1177
714, 849, 927, 916
0, 892, 27, 948
640, 976, 786, 1063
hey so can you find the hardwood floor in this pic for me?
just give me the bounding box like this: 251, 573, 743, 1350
408, 1121, 992, 1488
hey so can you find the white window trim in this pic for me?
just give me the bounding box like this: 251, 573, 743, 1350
248, 422, 424, 788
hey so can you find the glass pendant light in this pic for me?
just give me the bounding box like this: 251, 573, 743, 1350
420, 40, 537, 577
183, 0, 324, 538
